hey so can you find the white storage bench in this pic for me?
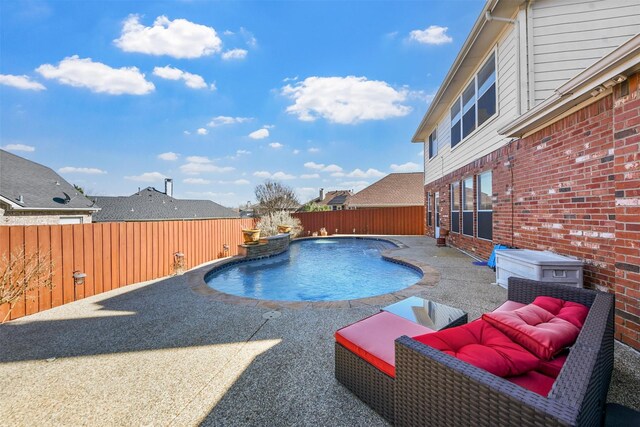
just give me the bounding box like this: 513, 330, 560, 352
495, 249, 583, 288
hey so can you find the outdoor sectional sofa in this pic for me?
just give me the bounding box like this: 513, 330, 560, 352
335, 277, 615, 426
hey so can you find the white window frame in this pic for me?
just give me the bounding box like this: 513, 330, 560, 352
462, 177, 474, 237
428, 129, 438, 159
477, 170, 493, 242
450, 50, 497, 149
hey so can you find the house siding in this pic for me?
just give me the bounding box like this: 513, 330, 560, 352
531, 0, 640, 105
425, 23, 519, 185
424, 73, 640, 351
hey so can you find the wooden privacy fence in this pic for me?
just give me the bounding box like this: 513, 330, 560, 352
293, 206, 425, 236
0, 218, 254, 321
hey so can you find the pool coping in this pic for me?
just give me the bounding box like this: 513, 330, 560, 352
187, 235, 441, 310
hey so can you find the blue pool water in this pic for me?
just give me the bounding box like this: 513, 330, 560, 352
205, 238, 422, 301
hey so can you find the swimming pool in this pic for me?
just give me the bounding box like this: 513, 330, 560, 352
205, 238, 422, 301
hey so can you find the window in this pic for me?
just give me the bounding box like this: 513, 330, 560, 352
451, 182, 460, 233
428, 129, 438, 159
477, 171, 493, 240
59, 216, 83, 225
462, 177, 474, 236
427, 192, 432, 227
450, 52, 496, 147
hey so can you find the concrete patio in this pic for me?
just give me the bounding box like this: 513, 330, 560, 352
0, 236, 638, 426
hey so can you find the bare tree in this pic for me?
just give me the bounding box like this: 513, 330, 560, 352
254, 180, 300, 215
1, 248, 55, 323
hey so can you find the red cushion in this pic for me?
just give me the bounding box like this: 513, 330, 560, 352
494, 300, 526, 312
335, 311, 434, 377
413, 319, 539, 377
483, 304, 580, 360
537, 352, 568, 378
507, 370, 556, 397
532, 296, 589, 329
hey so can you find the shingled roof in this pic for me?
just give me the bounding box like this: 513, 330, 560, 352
346, 172, 424, 208
0, 149, 98, 212
92, 187, 238, 222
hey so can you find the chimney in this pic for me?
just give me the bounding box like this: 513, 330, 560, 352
319, 188, 324, 200
165, 178, 173, 197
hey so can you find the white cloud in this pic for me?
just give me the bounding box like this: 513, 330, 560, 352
236, 149, 251, 155
183, 178, 211, 185
323, 164, 343, 173
221, 48, 248, 60
125, 171, 166, 182
301, 173, 320, 179
158, 152, 178, 161
197, 128, 208, 135
282, 76, 411, 124
409, 25, 452, 45
283, 76, 298, 82
184, 130, 191, 135
1, 143, 35, 152
36, 55, 154, 95
153, 65, 214, 90
304, 161, 325, 170
269, 142, 284, 149
390, 162, 421, 172
272, 171, 295, 180
417, 149, 424, 157
338, 180, 370, 187
253, 171, 271, 178
248, 128, 269, 139
252, 171, 295, 180
331, 172, 345, 177
237, 27, 257, 48
180, 163, 234, 175
346, 168, 385, 178
58, 166, 107, 174
114, 15, 222, 59
207, 115, 252, 127
296, 187, 319, 201
0, 74, 46, 91
292, 149, 300, 155
180, 157, 234, 175
232, 179, 250, 185
186, 155, 211, 163
223, 30, 235, 36
303, 162, 342, 173
308, 147, 320, 153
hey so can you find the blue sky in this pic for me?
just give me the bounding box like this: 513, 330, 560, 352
0, 0, 484, 207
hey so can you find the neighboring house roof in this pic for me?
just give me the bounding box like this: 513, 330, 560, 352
92, 187, 238, 222
0, 149, 98, 212
304, 190, 353, 207
346, 173, 424, 208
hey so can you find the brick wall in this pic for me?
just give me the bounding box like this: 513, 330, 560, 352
0, 207, 93, 225
424, 72, 640, 350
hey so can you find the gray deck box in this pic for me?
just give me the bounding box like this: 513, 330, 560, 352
495, 249, 583, 288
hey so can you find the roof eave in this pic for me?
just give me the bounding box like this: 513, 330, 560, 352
499, 34, 640, 138
412, 0, 523, 143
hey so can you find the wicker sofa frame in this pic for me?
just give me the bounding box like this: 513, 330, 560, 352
335, 278, 615, 426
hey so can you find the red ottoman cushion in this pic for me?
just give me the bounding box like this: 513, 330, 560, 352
507, 370, 556, 397
483, 302, 583, 360
413, 319, 539, 378
335, 311, 434, 378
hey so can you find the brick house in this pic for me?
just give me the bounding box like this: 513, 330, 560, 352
412, 0, 640, 349
0, 149, 99, 225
